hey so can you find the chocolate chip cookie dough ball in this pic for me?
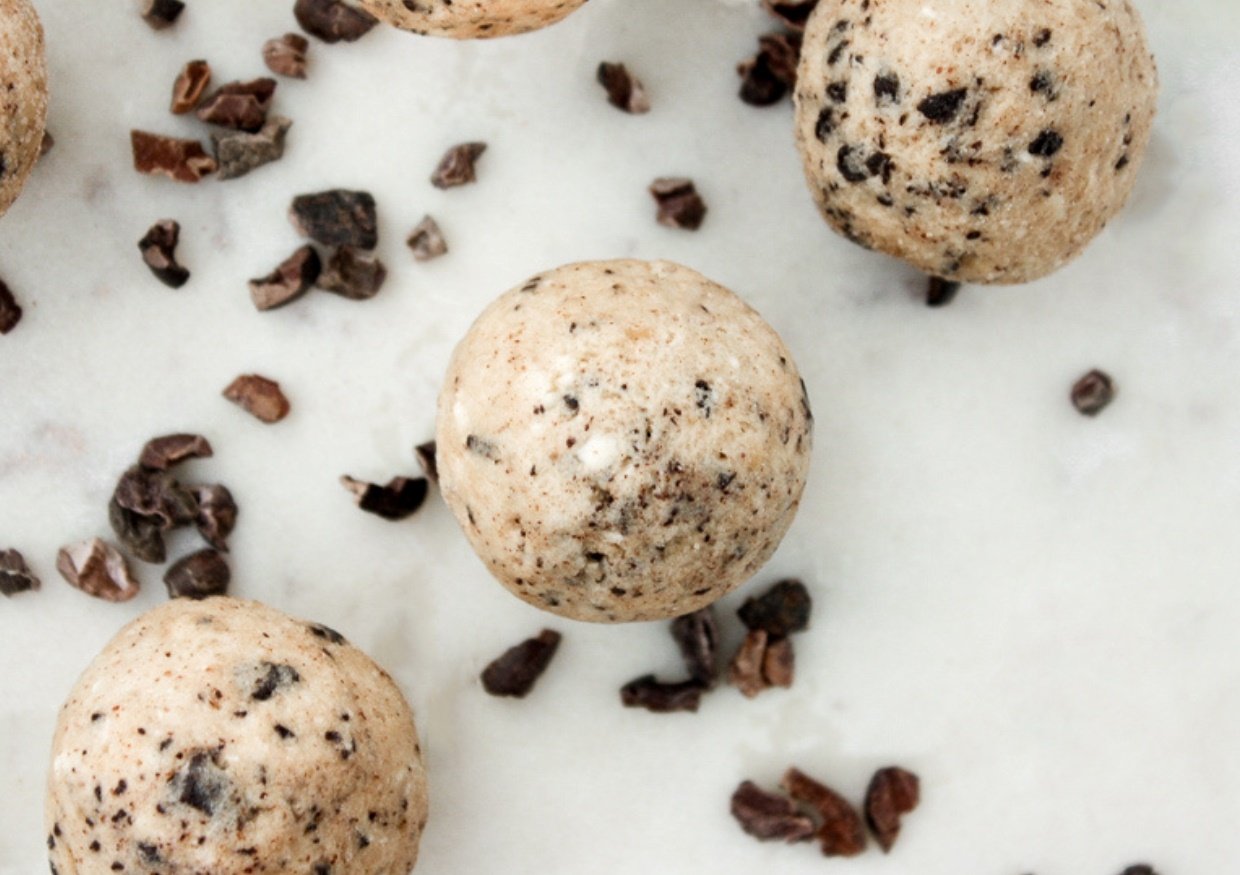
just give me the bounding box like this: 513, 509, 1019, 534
359, 0, 588, 38
437, 259, 813, 623
46, 598, 428, 875
794, 0, 1158, 284
0, 0, 48, 217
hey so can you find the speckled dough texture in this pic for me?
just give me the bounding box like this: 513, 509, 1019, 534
437, 259, 813, 623
0, 0, 48, 217
45, 598, 428, 875
359, 0, 588, 38
794, 0, 1158, 284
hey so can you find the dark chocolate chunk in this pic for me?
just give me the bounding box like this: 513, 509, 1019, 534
926, 276, 960, 307
620, 675, 706, 713
864, 766, 920, 852
56, 539, 140, 602
213, 116, 292, 180
671, 607, 718, 687
826, 81, 848, 103
916, 88, 968, 123
109, 498, 167, 563
431, 142, 487, 189
480, 629, 562, 698
1028, 128, 1064, 157
191, 484, 237, 552
263, 33, 309, 79
738, 578, 812, 636
0, 280, 22, 335
249, 245, 321, 311
316, 247, 387, 300
289, 189, 378, 249
597, 62, 651, 114
113, 465, 200, 531
142, 0, 184, 30
139, 434, 213, 471
730, 781, 817, 842
782, 768, 867, 857
340, 475, 429, 521
1071, 369, 1115, 416
196, 78, 277, 132
0, 549, 40, 596
223, 374, 290, 424
131, 131, 217, 183
414, 440, 438, 483
294, 0, 378, 43
170, 60, 212, 114
761, 0, 818, 31
249, 662, 301, 700
737, 33, 801, 107
874, 72, 900, 104
649, 177, 707, 230
138, 220, 190, 288
164, 549, 231, 600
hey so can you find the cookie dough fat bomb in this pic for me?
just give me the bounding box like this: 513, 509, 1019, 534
0, 0, 48, 216
359, 0, 588, 38
46, 598, 428, 875
794, 0, 1158, 284
437, 260, 813, 623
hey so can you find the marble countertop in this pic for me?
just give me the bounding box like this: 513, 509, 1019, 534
3, 0, 1240, 872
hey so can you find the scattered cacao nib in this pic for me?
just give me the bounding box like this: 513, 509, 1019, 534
738, 578, 812, 636
762, 636, 795, 689
142, 0, 184, 30
738, 33, 801, 107
340, 475, 428, 521
926, 276, 960, 307
222, 374, 290, 424
0, 549, 40, 597
139, 433, 213, 471
138, 220, 190, 289
597, 62, 650, 114
263, 33, 309, 79
1071, 369, 1115, 416
0, 280, 22, 335
481, 629, 562, 698
762, 0, 819, 30
864, 767, 920, 852
407, 216, 448, 262
289, 189, 378, 249
192, 484, 238, 552
671, 607, 718, 687
782, 768, 867, 857
729, 629, 771, 698
109, 498, 167, 563
113, 465, 199, 531
56, 539, 140, 602
213, 116, 293, 181
39, 130, 54, 157
316, 247, 387, 300
131, 131, 217, 183
620, 675, 706, 713
294, 0, 378, 43
649, 177, 707, 230
170, 60, 212, 114
431, 142, 487, 189
1118, 866, 1158, 875
414, 440, 438, 483
730, 781, 816, 843
196, 78, 277, 132
164, 549, 230, 600
249, 245, 321, 311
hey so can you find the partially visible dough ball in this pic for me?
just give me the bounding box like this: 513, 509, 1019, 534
359, 0, 587, 38
794, 0, 1158, 284
0, 0, 47, 216
46, 598, 427, 875
437, 259, 813, 623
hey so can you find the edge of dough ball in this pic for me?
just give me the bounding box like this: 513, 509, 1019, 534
359, 0, 588, 38
0, 0, 48, 217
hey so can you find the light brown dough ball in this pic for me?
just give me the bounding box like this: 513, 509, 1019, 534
359, 0, 588, 38
0, 0, 48, 216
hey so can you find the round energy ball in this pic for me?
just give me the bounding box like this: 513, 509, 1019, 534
45, 598, 428, 875
0, 0, 48, 217
793, 0, 1158, 284
436, 259, 813, 623
358, 0, 588, 38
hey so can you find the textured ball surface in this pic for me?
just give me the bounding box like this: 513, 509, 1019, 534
359, 0, 587, 38
0, 0, 48, 217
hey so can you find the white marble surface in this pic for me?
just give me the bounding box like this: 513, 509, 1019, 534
2, 0, 1240, 872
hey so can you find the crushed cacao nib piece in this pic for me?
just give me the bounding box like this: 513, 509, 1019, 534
109, 498, 166, 563
762, 0, 819, 31
0, 549, 40, 596
316, 247, 387, 300
294, 0, 378, 43
223, 375, 290, 424
0, 280, 22, 335
738, 578, 812, 636
340, 475, 428, 521
289, 189, 378, 249
213, 116, 293, 181
191, 484, 238, 552
407, 216, 447, 261
164, 549, 231, 600
762, 636, 795, 689
671, 607, 718, 687
138, 220, 190, 288
864, 766, 920, 852
738, 33, 801, 107
263, 33, 309, 79
196, 78, 277, 132
414, 440, 438, 483
926, 276, 960, 307
782, 768, 867, 857
250, 245, 321, 311
1071, 369, 1116, 416
170, 60, 212, 114
131, 131, 217, 183
480, 629, 562, 698
142, 0, 184, 30
139, 434, 213, 471
649, 177, 707, 230
730, 781, 817, 842
56, 539, 140, 602
431, 142, 487, 189
113, 465, 200, 531
39, 130, 54, 157
597, 62, 651, 114
729, 630, 771, 698
620, 675, 706, 713
1118, 867, 1158, 875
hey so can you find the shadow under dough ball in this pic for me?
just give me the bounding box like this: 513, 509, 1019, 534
359, 0, 588, 38
0, 0, 48, 217
436, 259, 814, 623
793, 0, 1158, 284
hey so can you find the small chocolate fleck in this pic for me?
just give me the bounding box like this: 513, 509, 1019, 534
1029, 129, 1064, 157
56, 539, 140, 603
814, 107, 836, 142
407, 216, 448, 262
340, 475, 429, 521
308, 622, 346, 645
213, 116, 292, 180
414, 440, 438, 483
431, 142, 487, 189
761, 0, 819, 31
874, 72, 900, 104
138, 220, 190, 288
0, 280, 22, 335
316, 247, 387, 300
671, 607, 718, 687
250, 245, 321, 311
619, 675, 706, 713
170, 60, 212, 114
196, 78, 277, 132
730, 781, 817, 842
864, 766, 920, 852
191, 484, 238, 552
139, 434, 213, 471
0, 549, 40, 597
131, 131, 217, 183
173, 752, 228, 815
481, 629, 562, 698
249, 662, 301, 701
263, 33, 309, 79
738, 578, 812, 636
223, 374, 290, 424
782, 768, 867, 857
926, 276, 961, 307
1033, 28, 1052, 47
164, 549, 231, 600
289, 190, 378, 249
916, 88, 968, 123
1071, 369, 1115, 416
649, 177, 707, 230
142, 0, 184, 30
294, 0, 378, 43
597, 62, 651, 114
